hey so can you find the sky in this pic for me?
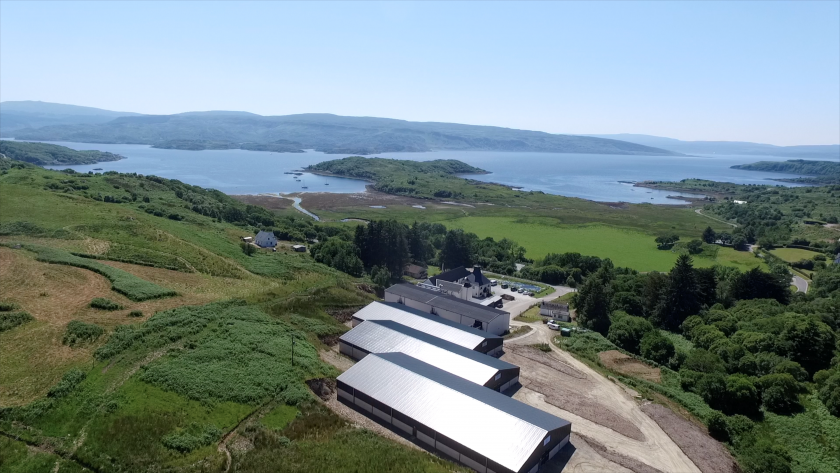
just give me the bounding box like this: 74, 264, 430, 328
1, 1, 838, 146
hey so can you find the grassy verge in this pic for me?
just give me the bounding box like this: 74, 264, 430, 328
514, 306, 543, 323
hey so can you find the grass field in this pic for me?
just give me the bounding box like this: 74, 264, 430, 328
770, 247, 823, 263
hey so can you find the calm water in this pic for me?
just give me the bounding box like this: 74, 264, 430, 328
34, 140, 811, 205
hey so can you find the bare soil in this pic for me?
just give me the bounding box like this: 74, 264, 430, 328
599, 350, 662, 383
505, 344, 586, 379
576, 433, 666, 473
506, 324, 701, 473
640, 403, 739, 473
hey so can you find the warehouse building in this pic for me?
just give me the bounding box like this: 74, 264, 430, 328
339, 320, 519, 392
385, 283, 511, 336
350, 301, 504, 356
337, 352, 571, 473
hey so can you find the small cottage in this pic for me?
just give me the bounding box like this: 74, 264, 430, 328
254, 231, 277, 248
540, 301, 570, 322
403, 263, 428, 279
292, 244, 307, 252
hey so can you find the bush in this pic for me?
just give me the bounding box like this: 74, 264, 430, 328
707, 411, 729, 441
725, 374, 761, 416
161, 424, 222, 452
241, 242, 256, 256
607, 313, 655, 354
47, 369, 86, 398
0, 302, 21, 311
62, 320, 105, 347
818, 372, 840, 417
90, 298, 124, 311
639, 331, 675, 365
683, 349, 726, 373
758, 373, 804, 414
0, 311, 34, 332
128, 310, 144, 317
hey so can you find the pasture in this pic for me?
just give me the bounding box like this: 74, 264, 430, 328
770, 247, 823, 263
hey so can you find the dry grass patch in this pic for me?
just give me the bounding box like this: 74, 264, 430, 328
599, 350, 661, 383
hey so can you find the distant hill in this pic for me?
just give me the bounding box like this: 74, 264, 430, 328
0, 100, 142, 134
731, 159, 840, 176
582, 133, 840, 160
0, 140, 124, 166
6, 106, 681, 156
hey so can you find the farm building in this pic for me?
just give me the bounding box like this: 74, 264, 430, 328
351, 301, 504, 356
421, 265, 493, 300
339, 320, 519, 391
292, 244, 307, 252
254, 230, 277, 248
404, 263, 429, 279
337, 352, 571, 473
539, 301, 570, 322
385, 283, 510, 335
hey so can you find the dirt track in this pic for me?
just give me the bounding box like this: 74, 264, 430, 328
505, 323, 702, 473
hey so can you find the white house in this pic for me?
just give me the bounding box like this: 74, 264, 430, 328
540, 301, 570, 322
421, 265, 493, 301
254, 230, 277, 248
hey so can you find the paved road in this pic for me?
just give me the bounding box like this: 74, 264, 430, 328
792, 275, 809, 293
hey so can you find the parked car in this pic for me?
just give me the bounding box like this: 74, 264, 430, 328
491, 279, 497, 286
509, 286, 517, 292
501, 283, 509, 289
547, 320, 561, 331
518, 288, 525, 293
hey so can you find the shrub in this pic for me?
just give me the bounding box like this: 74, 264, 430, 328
725, 374, 761, 416
62, 320, 105, 347
818, 372, 840, 417
128, 310, 144, 317
0, 302, 21, 311
47, 369, 86, 398
607, 313, 654, 354
241, 242, 256, 256
162, 424, 222, 452
89, 298, 124, 311
639, 331, 675, 365
683, 349, 726, 374
758, 373, 804, 414
0, 311, 34, 332
707, 411, 729, 441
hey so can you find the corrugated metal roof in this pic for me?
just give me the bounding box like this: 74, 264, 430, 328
353, 302, 501, 350
338, 352, 570, 472
340, 320, 517, 386
386, 283, 509, 323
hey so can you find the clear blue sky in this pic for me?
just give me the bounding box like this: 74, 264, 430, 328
1, 1, 838, 145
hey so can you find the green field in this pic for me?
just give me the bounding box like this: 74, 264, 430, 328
770, 247, 822, 263
441, 218, 765, 272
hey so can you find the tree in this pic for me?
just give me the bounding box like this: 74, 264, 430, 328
607, 313, 654, 354
240, 242, 256, 256
686, 239, 704, 254
640, 331, 675, 365
777, 317, 836, 375
575, 265, 614, 335
725, 374, 760, 416
370, 265, 391, 289
732, 235, 748, 251
655, 234, 679, 250
310, 238, 364, 277
702, 226, 717, 244
653, 255, 700, 331
758, 373, 803, 414
819, 372, 840, 417
439, 229, 472, 271
707, 411, 729, 441
729, 267, 790, 304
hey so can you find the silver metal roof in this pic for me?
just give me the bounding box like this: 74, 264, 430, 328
352, 302, 501, 351
386, 283, 509, 323
338, 352, 570, 472
340, 320, 517, 386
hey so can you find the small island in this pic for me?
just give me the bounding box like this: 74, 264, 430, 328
0, 140, 125, 166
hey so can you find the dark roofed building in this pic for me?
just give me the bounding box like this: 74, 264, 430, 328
423, 265, 493, 301
337, 352, 571, 473
385, 283, 510, 335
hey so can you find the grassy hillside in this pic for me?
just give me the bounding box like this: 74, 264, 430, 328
0, 140, 124, 166
0, 158, 464, 473
731, 159, 840, 176
11, 111, 681, 155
